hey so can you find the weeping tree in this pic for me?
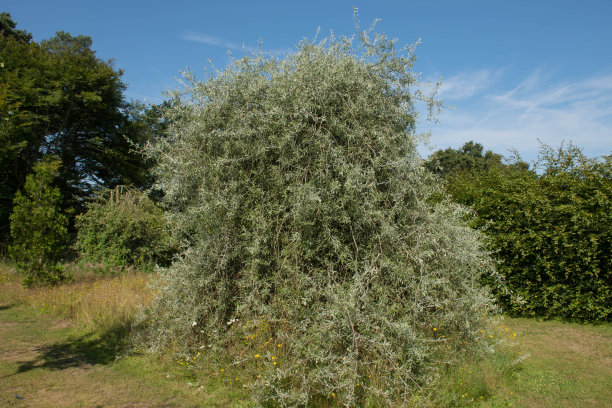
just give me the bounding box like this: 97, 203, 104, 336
137, 23, 499, 406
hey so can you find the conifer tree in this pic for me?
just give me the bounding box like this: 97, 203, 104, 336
9, 158, 68, 285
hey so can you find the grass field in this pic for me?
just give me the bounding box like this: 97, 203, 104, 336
496, 318, 611, 407
1, 265, 610, 407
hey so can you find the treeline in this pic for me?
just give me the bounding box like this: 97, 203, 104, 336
1, 13, 610, 322
425, 142, 611, 321
0, 12, 166, 234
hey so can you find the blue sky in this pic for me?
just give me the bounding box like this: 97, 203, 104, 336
4, 0, 611, 162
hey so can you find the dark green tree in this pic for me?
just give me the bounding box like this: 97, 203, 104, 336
0, 33, 49, 240
120, 100, 174, 192
0, 18, 151, 241
424, 141, 507, 179
9, 158, 69, 286
0, 12, 31, 43
39, 31, 147, 213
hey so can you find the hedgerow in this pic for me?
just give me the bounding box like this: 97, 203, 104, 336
448, 143, 611, 321
136, 23, 499, 406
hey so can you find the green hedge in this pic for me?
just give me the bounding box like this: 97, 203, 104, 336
447, 144, 611, 321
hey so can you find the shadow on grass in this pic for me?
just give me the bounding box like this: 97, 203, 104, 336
0, 303, 16, 311
9, 324, 131, 376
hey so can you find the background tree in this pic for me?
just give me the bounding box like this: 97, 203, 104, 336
0, 16, 152, 243
39, 31, 148, 215
9, 158, 68, 286
0, 12, 31, 42
0, 29, 49, 241
424, 140, 523, 179
120, 100, 174, 193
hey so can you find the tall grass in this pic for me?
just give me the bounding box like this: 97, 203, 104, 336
0, 263, 152, 333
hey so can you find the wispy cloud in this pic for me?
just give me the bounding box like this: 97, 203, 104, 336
423, 69, 612, 161
181, 32, 253, 52
437, 69, 503, 100
181, 31, 296, 57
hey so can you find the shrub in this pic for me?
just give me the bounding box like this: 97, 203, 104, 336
9, 158, 69, 286
75, 185, 176, 271
447, 143, 611, 321
136, 24, 498, 406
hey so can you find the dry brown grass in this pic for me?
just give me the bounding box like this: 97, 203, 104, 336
0, 263, 152, 332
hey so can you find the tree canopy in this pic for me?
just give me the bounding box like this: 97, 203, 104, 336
0, 12, 31, 43
424, 140, 528, 179
0, 17, 152, 241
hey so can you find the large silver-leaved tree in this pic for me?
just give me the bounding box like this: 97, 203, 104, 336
138, 25, 497, 406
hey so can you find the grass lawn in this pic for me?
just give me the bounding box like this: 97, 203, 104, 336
1, 266, 610, 407
0, 301, 251, 407
496, 317, 612, 408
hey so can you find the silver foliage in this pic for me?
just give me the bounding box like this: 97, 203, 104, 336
136, 25, 497, 407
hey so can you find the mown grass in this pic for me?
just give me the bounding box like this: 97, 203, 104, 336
1, 263, 610, 407
434, 318, 611, 408
498, 318, 612, 407
0, 303, 252, 407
